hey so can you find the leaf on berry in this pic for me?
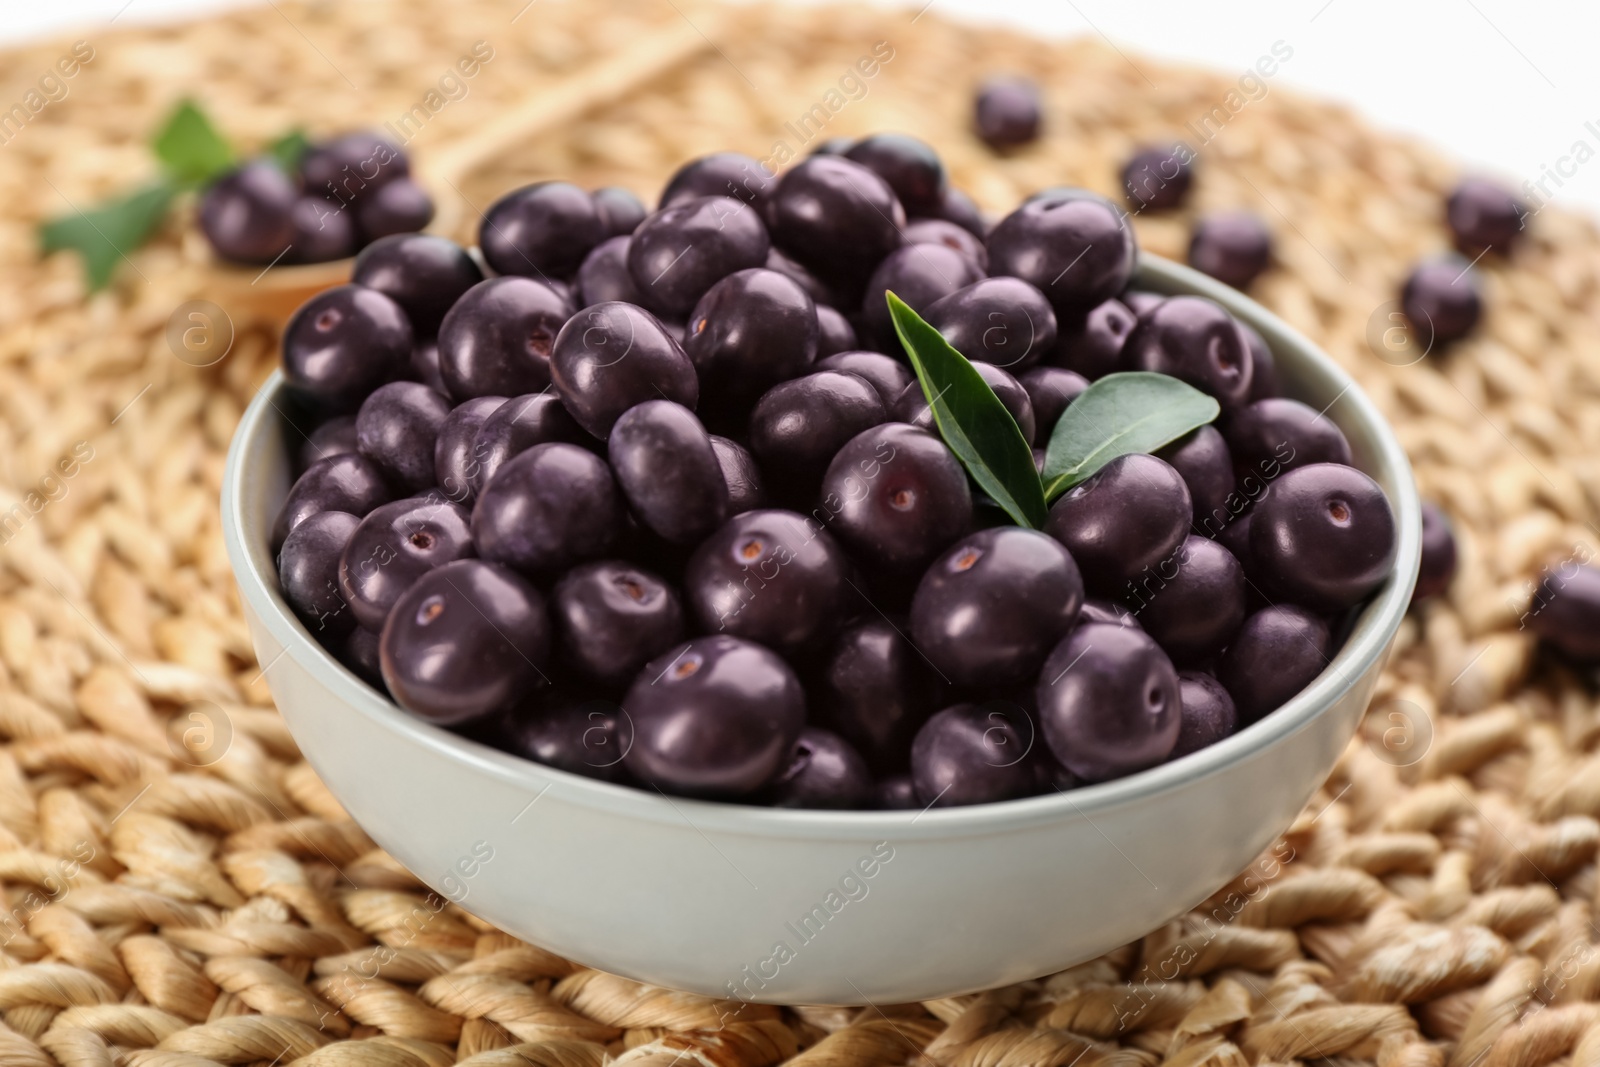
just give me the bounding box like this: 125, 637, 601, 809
1041, 371, 1220, 501
152, 99, 235, 186
266, 128, 312, 174
39, 182, 175, 291
887, 291, 1048, 530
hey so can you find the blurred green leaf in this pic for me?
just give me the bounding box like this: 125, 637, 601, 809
39, 182, 175, 291
266, 128, 312, 174
153, 99, 235, 185
888, 291, 1048, 529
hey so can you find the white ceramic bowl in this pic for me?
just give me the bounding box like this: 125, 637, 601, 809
222, 255, 1420, 1005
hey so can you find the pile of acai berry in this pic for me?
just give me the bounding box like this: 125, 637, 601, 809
269, 130, 1398, 810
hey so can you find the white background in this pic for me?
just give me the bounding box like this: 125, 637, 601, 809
5, 0, 1598, 215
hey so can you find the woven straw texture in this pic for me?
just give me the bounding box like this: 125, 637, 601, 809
3, 1, 1600, 1064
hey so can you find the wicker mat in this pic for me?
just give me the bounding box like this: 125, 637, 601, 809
1, 1, 1599, 1064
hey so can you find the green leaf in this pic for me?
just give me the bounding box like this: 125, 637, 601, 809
39, 181, 176, 291
152, 100, 234, 185
1041, 372, 1220, 501
266, 128, 312, 174
888, 291, 1048, 529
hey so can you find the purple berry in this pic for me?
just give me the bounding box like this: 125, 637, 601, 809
911, 527, 1083, 688
552, 561, 685, 684
622, 635, 805, 798
1188, 212, 1272, 290
1037, 622, 1180, 782
1218, 605, 1330, 723
282, 285, 412, 410
380, 560, 550, 725
608, 400, 729, 545
1249, 463, 1397, 611
685, 510, 852, 652
987, 189, 1135, 318
974, 77, 1042, 149
472, 443, 622, 575
550, 301, 699, 439
338, 497, 475, 632
437, 277, 572, 401
352, 234, 483, 337
480, 181, 604, 279
764, 728, 873, 809
1172, 672, 1238, 759
355, 381, 451, 493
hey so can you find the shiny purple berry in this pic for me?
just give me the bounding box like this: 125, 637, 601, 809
472, 443, 622, 575
1046, 453, 1191, 594
821, 423, 973, 573
750, 371, 886, 491
1249, 463, 1397, 611
486, 696, 633, 782
911, 527, 1083, 688
436, 277, 571, 401
480, 181, 604, 278
1122, 296, 1254, 408
576, 236, 644, 307
924, 277, 1057, 371
592, 186, 647, 236
767, 156, 904, 289
685, 268, 819, 414
622, 635, 805, 798
627, 195, 770, 318
987, 189, 1135, 318
468, 393, 584, 497
685, 510, 852, 651
1218, 605, 1330, 723
338, 497, 475, 632
902, 218, 988, 271
278, 510, 360, 640
380, 560, 550, 725
911, 702, 1041, 807
860, 242, 984, 350
552, 561, 684, 684
1171, 672, 1238, 759
355, 381, 450, 493
550, 301, 699, 439
1128, 536, 1246, 665
764, 728, 873, 809
1019, 366, 1088, 438
273, 453, 394, 552
1155, 426, 1233, 530
843, 133, 946, 217
352, 234, 483, 337
709, 435, 765, 515
1223, 398, 1352, 484
818, 617, 939, 773
1037, 622, 1180, 782
282, 285, 412, 410
1052, 297, 1135, 381
659, 152, 774, 211
608, 400, 729, 545
434, 396, 505, 505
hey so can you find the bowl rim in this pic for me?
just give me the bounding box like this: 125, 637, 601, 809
222, 253, 1421, 842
